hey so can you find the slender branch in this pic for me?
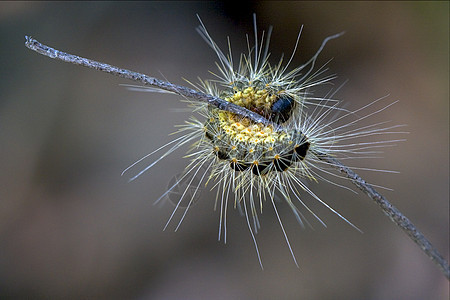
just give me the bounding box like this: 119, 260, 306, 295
24, 36, 280, 129
25, 36, 449, 279
313, 150, 450, 279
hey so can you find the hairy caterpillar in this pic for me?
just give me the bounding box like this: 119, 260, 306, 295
121, 15, 404, 268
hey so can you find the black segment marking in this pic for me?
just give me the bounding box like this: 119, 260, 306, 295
294, 142, 310, 160
251, 162, 270, 175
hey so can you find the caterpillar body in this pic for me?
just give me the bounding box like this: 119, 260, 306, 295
123, 16, 404, 267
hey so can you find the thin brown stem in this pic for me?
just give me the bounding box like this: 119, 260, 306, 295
313, 150, 450, 279
24, 36, 279, 130
25, 36, 449, 279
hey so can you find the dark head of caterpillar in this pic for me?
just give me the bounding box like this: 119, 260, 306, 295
269, 95, 296, 124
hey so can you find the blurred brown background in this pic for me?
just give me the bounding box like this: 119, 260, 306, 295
0, 2, 448, 299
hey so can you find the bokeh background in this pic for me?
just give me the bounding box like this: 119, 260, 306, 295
1, 1, 448, 299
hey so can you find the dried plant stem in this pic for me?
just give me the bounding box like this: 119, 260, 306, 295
24, 37, 278, 129
25, 36, 449, 280
313, 150, 450, 279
